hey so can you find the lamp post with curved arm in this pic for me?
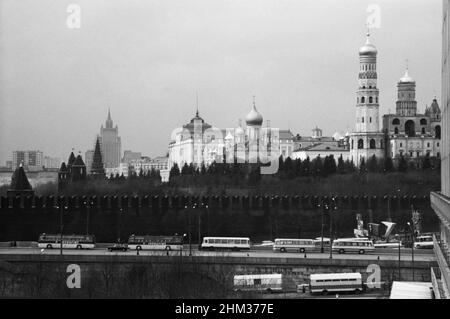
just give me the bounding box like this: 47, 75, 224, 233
407, 221, 415, 281
55, 205, 68, 256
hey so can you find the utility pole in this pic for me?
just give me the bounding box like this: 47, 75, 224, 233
60, 205, 64, 256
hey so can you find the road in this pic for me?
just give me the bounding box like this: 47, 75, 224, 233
0, 246, 436, 262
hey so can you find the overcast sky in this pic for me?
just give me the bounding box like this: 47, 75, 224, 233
0, 0, 443, 164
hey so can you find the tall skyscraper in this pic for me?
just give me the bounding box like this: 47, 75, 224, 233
350, 31, 385, 166
99, 109, 121, 168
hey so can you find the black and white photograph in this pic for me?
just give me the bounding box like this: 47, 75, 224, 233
0, 0, 449, 307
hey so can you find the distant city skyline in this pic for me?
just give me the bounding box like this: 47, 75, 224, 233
0, 0, 442, 164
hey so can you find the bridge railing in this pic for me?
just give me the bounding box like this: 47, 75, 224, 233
433, 234, 450, 298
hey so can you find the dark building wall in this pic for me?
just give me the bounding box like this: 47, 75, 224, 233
0, 195, 439, 243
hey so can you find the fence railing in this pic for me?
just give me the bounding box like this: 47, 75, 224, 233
433, 234, 450, 299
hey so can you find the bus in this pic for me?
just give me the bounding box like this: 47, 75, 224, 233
38, 233, 96, 249
200, 237, 250, 251
332, 238, 375, 254
310, 273, 363, 294
234, 274, 285, 293
127, 235, 183, 251
414, 235, 434, 249
273, 238, 316, 253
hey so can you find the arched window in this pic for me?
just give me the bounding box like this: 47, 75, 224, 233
358, 139, 364, 149
405, 120, 415, 137
375, 97, 378, 103
370, 117, 372, 123
369, 139, 376, 149
392, 118, 400, 125
369, 96, 373, 103
420, 119, 427, 125
421, 127, 425, 134
361, 96, 365, 103
435, 125, 441, 138
394, 127, 399, 134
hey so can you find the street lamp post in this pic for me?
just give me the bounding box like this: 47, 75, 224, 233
407, 222, 415, 281
329, 202, 338, 259
398, 232, 401, 281
84, 199, 93, 235
57, 205, 68, 256
185, 205, 192, 257
318, 203, 324, 253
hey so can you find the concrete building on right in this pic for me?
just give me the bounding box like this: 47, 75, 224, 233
430, 0, 450, 299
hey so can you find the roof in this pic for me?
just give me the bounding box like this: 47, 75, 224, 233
296, 143, 348, 152
234, 274, 282, 280
10, 166, 33, 190
279, 130, 294, 140
72, 155, 86, 167
310, 273, 362, 280
389, 281, 433, 299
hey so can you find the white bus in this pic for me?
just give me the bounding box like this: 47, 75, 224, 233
201, 237, 250, 251
332, 238, 375, 254
273, 238, 316, 253
234, 274, 284, 293
414, 235, 434, 249
38, 233, 96, 249
310, 273, 363, 294
374, 241, 402, 249
128, 235, 183, 251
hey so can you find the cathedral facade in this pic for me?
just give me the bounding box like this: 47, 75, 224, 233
168, 101, 286, 170
382, 71, 441, 160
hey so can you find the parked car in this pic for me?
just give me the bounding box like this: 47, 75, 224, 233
107, 243, 128, 252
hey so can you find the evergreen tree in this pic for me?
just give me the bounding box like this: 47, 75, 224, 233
181, 163, 190, 175
383, 156, 394, 173
200, 162, 207, 175
169, 163, 180, 179
337, 155, 346, 174
312, 156, 323, 176
398, 155, 408, 172
367, 155, 378, 173
422, 153, 432, 170
303, 156, 311, 176
359, 158, 367, 174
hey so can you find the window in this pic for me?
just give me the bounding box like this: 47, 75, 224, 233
370, 139, 376, 149
254, 279, 261, 285
392, 118, 400, 125
361, 96, 365, 103
362, 117, 365, 123
380, 140, 383, 148
435, 126, 441, 139
358, 139, 364, 149
394, 127, 399, 134
420, 119, 427, 125
405, 120, 415, 137
370, 117, 372, 123
369, 96, 373, 103
422, 127, 426, 134
427, 142, 430, 147
351, 140, 354, 149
